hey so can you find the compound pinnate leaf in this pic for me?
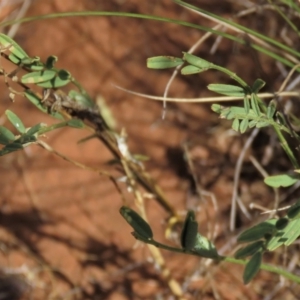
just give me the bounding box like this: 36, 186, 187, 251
243, 251, 262, 284
21, 70, 56, 84
235, 241, 264, 259
264, 174, 299, 188
5, 110, 26, 133
119, 206, 153, 240
237, 219, 277, 243
147, 56, 183, 69
287, 200, 300, 219
252, 78, 266, 93
183, 52, 211, 69
207, 84, 245, 97
181, 65, 203, 75
193, 233, 219, 258
180, 210, 198, 250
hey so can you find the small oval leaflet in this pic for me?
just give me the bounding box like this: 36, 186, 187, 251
208, 84, 245, 97
0, 125, 15, 144
21, 70, 56, 84
252, 78, 266, 93
243, 251, 262, 284
181, 65, 203, 75
183, 52, 211, 69
180, 210, 198, 250
147, 56, 184, 69
119, 206, 153, 240
5, 110, 26, 134
264, 174, 299, 188
287, 200, 300, 219
193, 233, 219, 258
237, 219, 276, 243
275, 218, 289, 230
235, 240, 264, 259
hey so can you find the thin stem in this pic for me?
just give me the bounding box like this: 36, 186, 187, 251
141, 237, 300, 284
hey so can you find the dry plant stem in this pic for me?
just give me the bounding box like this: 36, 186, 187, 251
114, 85, 300, 103
162, 23, 223, 118
230, 128, 260, 231
36, 140, 128, 204
6, 0, 32, 38
178, 1, 300, 65
120, 158, 185, 299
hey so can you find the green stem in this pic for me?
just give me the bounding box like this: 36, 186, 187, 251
273, 125, 300, 169
143, 237, 300, 284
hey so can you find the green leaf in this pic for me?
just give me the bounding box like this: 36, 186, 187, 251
67, 119, 84, 128
21, 70, 56, 84
244, 96, 250, 114
180, 210, 198, 250
181, 65, 203, 75
267, 218, 300, 250
0, 33, 28, 60
45, 55, 58, 69
193, 233, 219, 258
251, 93, 260, 116
248, 120, 257, 128
24, 90, 63, 120
287, 200, 300, 219
5, 110, 26, 133
235, 241, 264, 259
240, 118, 249, 133
275, 218, 289, 230
267, 100, 276, 119
264, 174, 299, 188
237, 219, 277, 243
147, 56, 184, 69
232, 118, 240, 132
207, 84, 245, 97
211, 104, 222, 113
255, 120, 269, 128
183, 52, 212, 69
0, 142, 23, 156
119, 206, 153, 240
0, 126, 15, 144
36, 76, 71, 88
26, 123, 47, 136
68, 90, 94, 108
252, 79, 266, 93
243, 251, 262, 284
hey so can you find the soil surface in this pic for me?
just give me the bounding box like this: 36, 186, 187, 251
0, 1, 299, 300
